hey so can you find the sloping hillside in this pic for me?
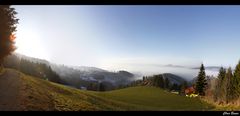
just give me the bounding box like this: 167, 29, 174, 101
91, 86, 214, 111
3, 54, 136, 91
3, 54, 64, 84
0, 68, 214, 111
0, 68, 135, 111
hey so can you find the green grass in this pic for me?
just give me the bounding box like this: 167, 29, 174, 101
5, 68, 215, 111
88, 86, 215, 111
17, 69, 137, 111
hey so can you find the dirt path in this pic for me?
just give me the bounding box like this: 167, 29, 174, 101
0, 69, 23, 111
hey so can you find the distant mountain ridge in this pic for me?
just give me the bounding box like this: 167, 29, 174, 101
4, 53, 137, 91
156, 64, 222, 70
14, 53, 50, 65
162, 73, 186, 85
72, 66, 109, 73
6, 53, 209, 90
191, 66, 222, 71
50, 63, 136, 90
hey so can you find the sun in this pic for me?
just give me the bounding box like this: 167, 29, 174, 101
15, 27, 49, 60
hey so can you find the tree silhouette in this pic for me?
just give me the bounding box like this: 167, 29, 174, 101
164, 77, 170, 90
226, 67, 233, 103
214, 67, 226, 102
0, 5, 19, 66
196, 63, 207, 96
233, 61, 240, 100
99, 82, 105, 91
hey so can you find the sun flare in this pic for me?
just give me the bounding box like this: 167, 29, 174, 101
15, 27, 49, 60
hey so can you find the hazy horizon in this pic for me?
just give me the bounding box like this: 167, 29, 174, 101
12, 5, 240, 78
13, 51, 219, 80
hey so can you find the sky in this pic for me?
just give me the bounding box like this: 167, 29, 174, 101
12, 5, 240, 77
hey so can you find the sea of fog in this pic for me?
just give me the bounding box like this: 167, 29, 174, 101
106, 65, 219, 81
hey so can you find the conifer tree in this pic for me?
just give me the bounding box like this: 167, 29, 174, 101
233, 61, 240, 100
226, 67, 233, 103
159, 76, 164, 88
219, 67, 227, 102
164, 77, 170, 90
196, 63, 207, 96
0, 5, 19, 66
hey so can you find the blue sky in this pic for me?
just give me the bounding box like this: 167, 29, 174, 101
13, 5, 240, 74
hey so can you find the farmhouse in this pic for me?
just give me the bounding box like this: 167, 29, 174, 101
185, 86, 195, 95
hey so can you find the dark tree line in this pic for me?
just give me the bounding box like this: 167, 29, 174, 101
129, 74, 184, 92
197, 61, 240, 106
212, 61, 240, 104
87, 82, 106, 91
20, 59, 62, 83
3, 55, 64, 84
